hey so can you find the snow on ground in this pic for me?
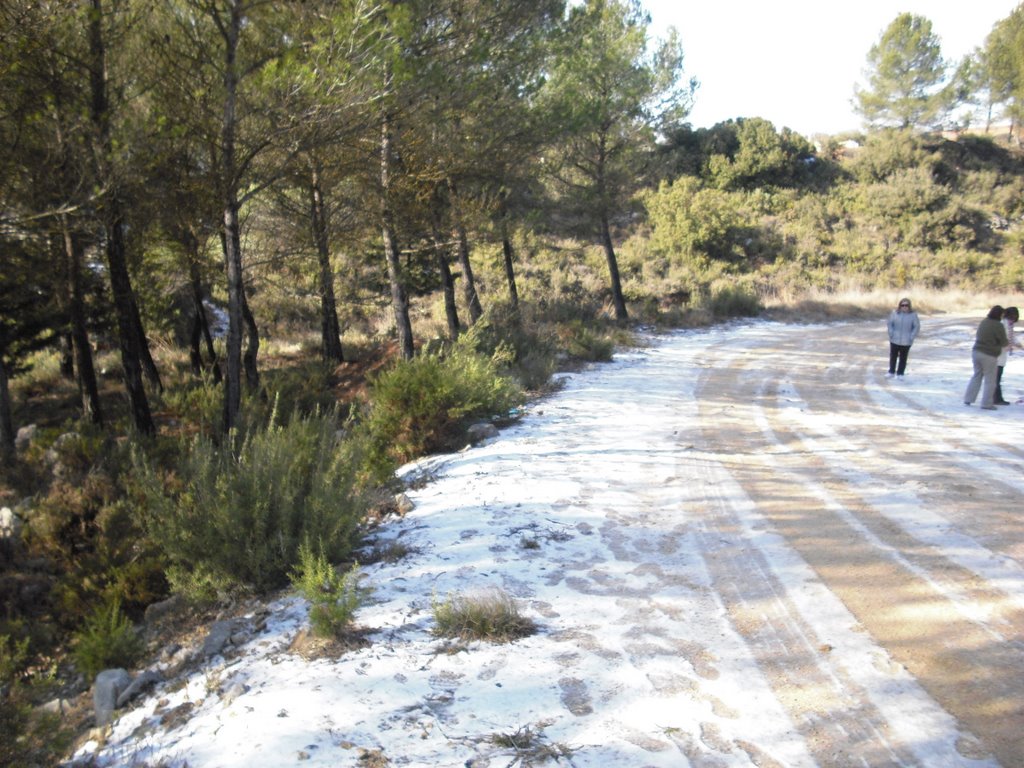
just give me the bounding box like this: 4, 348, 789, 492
73, 314, 1023, 767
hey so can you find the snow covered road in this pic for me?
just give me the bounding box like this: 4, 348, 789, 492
79, 315, 1024, 767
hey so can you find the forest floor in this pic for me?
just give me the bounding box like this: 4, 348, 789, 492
71, 314, 1024, 767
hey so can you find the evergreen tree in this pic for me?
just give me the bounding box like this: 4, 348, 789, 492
983, 6, 1024, 140
854, 13, 951, 130
540, 0, 694, 320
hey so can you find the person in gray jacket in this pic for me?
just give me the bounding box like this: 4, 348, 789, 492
887, 298, 920, 377
964, 305, 1010, 410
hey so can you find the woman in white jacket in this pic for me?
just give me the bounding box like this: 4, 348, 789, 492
994, 306, 1022, 405
887, 297, 920, 377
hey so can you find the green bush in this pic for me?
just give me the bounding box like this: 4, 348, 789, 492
457, 304, 558, 391
1, 633, 70, 768
157, 375, 224, 437
290, 543, 364, 638
72, 598, 143, 680
135, 407, 369, 600
556, 320, 615, 362
365, 345, 524, 467
707, 283, 762, 318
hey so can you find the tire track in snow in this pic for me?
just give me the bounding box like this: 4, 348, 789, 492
689, 323, 1016, 766
688, 344, 949, 766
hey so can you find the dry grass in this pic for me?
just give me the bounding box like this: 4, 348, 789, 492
431, 588, 537, 643
489, 725, 575, 765
761, 285, 1024, 322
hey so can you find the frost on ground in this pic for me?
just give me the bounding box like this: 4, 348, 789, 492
75, 314, 1024, 768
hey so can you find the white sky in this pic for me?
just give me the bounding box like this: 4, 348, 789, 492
76, 316, 1024, 768
642, 0, 1021, 137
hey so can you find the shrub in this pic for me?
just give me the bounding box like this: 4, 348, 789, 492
290, 543, 364, 638
707, 283, 762, 318
365, 346, 524, 467
72, 598, 143, 680
135, 407, 369, 600
157, 375, 224, 437
643, 177, 752, 267
431, 588, 536, 642
1, 634, 70, 768
456, 304, 558, 391
555, 320, 615, 362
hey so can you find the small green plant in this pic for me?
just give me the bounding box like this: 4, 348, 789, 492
72, 598, 144, 680
290, 542, 364, 638
1, 634, 72, 768
431, 588, 536, 642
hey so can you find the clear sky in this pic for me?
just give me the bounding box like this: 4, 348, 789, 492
642, 0, 1021, 137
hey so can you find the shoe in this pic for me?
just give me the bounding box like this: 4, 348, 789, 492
980, 405, 997, 410
996, 400, 1011, 406
885, 372, 894, 378
964, 402, 972, 406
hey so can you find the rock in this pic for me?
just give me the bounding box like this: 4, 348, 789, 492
159, 642, 182, 662
144, 594, 183, 625
37, 697, 70, 717
394, 493, 415, 515
0, 506, 22, 541
221, 680, 249, 704
14, 424, 36, 452
93, 669, 132, 726
44, 432, 81, 466
116, 670, 162, 708
467, 422, 498, 444
202, 620, 235, 658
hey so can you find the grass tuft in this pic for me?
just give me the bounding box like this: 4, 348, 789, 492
431, 588, 536, 643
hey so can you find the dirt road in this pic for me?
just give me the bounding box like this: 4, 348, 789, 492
684, 316, 1024, 766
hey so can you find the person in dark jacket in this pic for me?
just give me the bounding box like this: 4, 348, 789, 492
886, 298, 920, 377
963, 306, 1010, 410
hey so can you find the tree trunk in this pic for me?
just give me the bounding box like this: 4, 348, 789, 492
500, 217, 520, 313
59, 335, 75, 380
380, 111, 414, 360
241, 290, 260, 392
434, 233, 460, 340
222, 201, 244, 432
309, 159, 344, 363
0, 354, 14, 462
62, 224, 103, 426
454, 221, 483, 325
429, 194, 460, 339
88, 0, 154, 435
448, 180, 482, 324
136, 301, 163, 392
220, 0, 244, 432
184, 232, 221, 383
600, 212, 628, 321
